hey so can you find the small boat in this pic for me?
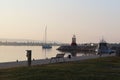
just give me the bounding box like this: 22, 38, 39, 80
42, 44, 52, 49
42, 26, 52, 49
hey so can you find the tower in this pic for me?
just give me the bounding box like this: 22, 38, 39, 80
71, 35, 77, 46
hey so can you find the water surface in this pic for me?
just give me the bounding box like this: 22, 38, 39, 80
0, 46, 60, 63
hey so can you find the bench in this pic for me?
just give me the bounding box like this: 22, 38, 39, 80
50, 53, 65, 63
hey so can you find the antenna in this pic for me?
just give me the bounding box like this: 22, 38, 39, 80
101, 36, 106, 43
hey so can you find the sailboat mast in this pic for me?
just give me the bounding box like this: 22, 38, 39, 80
42, 25, 52, 49
45, 26, 47, 45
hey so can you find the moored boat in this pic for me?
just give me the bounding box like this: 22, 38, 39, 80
42, 26, 52, 49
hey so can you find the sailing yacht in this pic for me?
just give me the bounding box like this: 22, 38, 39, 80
42, 26, 52, 49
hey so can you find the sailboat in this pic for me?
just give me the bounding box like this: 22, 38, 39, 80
42, 26, 52, 49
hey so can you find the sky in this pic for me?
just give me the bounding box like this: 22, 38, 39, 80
0, 0, 120, 43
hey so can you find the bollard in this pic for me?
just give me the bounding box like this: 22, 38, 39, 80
26, 50, 32, 66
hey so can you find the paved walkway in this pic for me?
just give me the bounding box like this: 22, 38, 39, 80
0, 53, 116, 69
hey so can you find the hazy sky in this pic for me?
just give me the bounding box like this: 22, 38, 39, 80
0, 0, 120, 43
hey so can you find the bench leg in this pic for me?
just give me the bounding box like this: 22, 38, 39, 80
50, 58, 57, 63
50, 58, 55, 63
50, 59, 52, 63
56, 58, 59, 62
63, 58, 65, 62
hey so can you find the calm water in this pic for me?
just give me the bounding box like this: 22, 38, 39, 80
0, 46, 60, 63
0, 46, 92, 63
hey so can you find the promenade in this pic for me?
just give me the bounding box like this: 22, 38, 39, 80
0, 53, 116, 69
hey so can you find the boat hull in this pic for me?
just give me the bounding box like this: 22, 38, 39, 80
42, 45, 52, 49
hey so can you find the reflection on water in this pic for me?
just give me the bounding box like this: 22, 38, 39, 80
42, 48, 52, 59
0, 46, 59, 63
0, 46, 96, 63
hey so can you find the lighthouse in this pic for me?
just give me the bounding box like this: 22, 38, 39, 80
71, 35, 77, 46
